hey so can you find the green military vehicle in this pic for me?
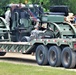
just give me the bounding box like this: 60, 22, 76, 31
0, 4, 76, 69
0, 3, 43, 41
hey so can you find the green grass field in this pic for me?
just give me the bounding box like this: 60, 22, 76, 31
0, 62, 76, 75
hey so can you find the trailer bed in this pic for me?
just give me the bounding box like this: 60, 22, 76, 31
0, 38, 76, 53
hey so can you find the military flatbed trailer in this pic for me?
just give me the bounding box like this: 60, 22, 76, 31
0, 38, 76, 68
0, 4, 76, 69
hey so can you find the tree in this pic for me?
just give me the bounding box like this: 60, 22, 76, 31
67, 0, 76, 14
0, 0, 76, 15
0, 0, 10, 15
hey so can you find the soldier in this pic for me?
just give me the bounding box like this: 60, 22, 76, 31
74, 15, 76, 23
5, 8, 11, 26
30, 21, 46, 40
65, 13, 74, 23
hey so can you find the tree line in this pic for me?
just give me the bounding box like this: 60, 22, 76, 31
0, 0, 76, 15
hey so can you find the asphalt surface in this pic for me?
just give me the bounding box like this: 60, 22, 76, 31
0, 53, 76, 72
0, 53, 37, 65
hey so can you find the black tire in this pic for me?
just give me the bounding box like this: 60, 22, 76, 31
61, 47, 76, 68
48, 46, 61, 67
0, 52, 6, 56
21, 36, 30, 42
44, 30, 55, 38
50, 5, 68, 16
36, 45, 48, 65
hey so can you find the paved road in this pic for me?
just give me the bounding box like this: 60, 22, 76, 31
0, 53, 76, 72
0, 53, 37, 66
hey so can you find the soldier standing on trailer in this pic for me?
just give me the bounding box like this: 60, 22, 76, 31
5, 8, 11, 26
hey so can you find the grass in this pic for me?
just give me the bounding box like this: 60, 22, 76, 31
0, 62, 76, 75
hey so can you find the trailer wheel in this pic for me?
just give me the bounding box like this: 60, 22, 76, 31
36, 45, 48, 65
21, 36, 30, 42
48, 46, 61, 67
61, 47, 76, 68
0, 52, 6, 56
